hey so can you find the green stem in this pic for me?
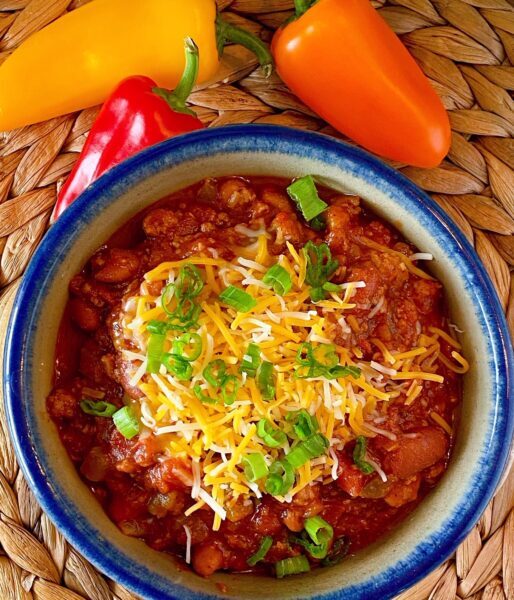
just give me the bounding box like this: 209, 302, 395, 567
294, 0, 316, 18
216, 16, 273, 78
153, 37, 199, 116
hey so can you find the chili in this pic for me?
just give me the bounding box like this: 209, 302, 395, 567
46, 176, 463, 578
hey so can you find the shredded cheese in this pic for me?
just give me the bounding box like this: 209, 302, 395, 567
117, 234, 468, 529
430, 411, 453, 435
183, 525, 192, 564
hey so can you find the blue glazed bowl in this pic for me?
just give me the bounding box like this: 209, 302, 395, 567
4, 125, 513, 600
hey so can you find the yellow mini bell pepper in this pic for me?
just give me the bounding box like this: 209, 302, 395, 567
0, 0, 272, 131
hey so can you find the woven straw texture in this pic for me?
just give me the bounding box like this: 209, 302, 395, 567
0, 0, 513, 598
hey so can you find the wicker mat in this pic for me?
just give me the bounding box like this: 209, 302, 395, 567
0, 0, 513, 598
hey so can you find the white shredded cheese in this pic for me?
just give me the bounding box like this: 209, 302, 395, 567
183, 525, 192, 564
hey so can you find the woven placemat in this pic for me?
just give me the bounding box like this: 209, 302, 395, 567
0, 0, 513, 598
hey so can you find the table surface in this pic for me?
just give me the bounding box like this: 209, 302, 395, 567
0, 0, 513, 599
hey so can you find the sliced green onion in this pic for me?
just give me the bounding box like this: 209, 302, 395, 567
353, 436, 375, 474
257, 419, 286, 448
294, 343, 322, 378
296, 342, 313, 366
265, 459, 295, 496
219, 285, 257, 312
147, 320, 168, 334
169, 297, 201, 328
263, 264, 292, 296
242, 453, 269, 482
302, 241, 339, 302
285, 443, 311, 469
162, 354, 193, 381
175, 263, 204, 299
113, 406, 139, 440
312, 343, 338, 368
275, 555, 310, 578
321, 536, 350, 567
221, 374, 240, 405
161, 283, 201, 329
240, 342, 261, 377
325, 365, 361, 380
309, 286, 325, 302
203, 359, 226, 387
322, 282, 342, 293
171, 332, 202, 362
257, 361, 275, 401
287, 175, 328, 222
193, 384, 217, 404
292, 533, 328, 560
295, 342, 358, 381
304, 516, 334, 546
305, 543, 328, 559
310, 214, 326, 231
286, 433, 329, 468
247, 536, 273, 567
288, 409, 318, 441
80, 399, 118, 417
161, 282, 177, 316
146, 332, 166, 373
303, 433, 330, 457
291, 516, 334, 561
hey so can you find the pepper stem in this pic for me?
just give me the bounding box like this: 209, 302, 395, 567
152, 37, 199, 117
216, 16, 273, 78
294, 0, 316, 18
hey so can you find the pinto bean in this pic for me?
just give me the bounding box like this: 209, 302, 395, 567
325, 205, 351, 254
192, 542, 224, 577
384, 427, 448, 480
69, 297, 101, 332
93, 249, 141, 283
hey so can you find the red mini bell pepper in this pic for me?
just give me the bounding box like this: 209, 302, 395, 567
52, 38, 204, 223
272, 0, 451, 168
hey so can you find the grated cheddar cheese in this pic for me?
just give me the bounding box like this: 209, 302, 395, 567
118, 235, 468, 530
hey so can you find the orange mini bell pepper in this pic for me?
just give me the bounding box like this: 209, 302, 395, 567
272, 0, 451, 168
0, 0, 272, 131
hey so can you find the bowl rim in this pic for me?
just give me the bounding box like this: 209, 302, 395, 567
4, 124, 514, 600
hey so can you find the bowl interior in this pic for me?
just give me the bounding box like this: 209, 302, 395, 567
5, 126, 513, 600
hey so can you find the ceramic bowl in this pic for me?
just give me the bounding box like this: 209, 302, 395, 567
4, 125, 513, 600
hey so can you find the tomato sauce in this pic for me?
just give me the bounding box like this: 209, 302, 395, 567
47, 176, 462, 577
